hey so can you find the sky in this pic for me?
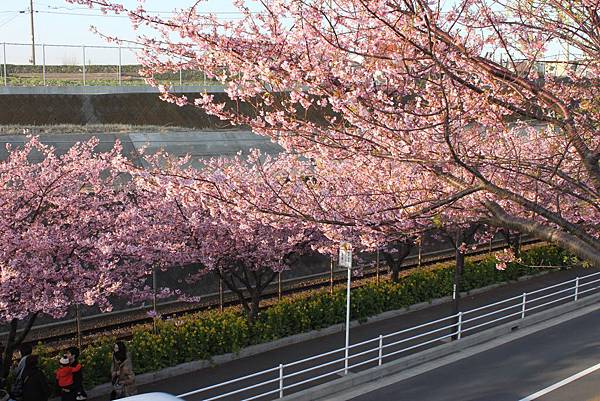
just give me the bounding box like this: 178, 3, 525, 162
0, 0, 571, 65
0, 0, 260, 64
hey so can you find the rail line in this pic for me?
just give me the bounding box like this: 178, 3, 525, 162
4, 237, 538, 347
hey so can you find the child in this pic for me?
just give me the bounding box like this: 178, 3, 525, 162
66, 347, 87, 401
55, 355, 81, 401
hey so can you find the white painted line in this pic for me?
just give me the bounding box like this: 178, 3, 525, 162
518, 361, 600, 401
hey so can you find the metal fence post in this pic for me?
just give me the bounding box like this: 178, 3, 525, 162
574, 277, 580, 301
2, 42, 7, 86
279, 364, 284, 398
278, 272, 282, 301
118, 46, 122, 86
42, 44, 46, 86
179, 68, 183, 86
457, 312, 463, 339
82, 45, 86, 85
378, 335, 383, 366
521, 292, 527, 319
375, 248, 380, 284
203, 70, 206, 87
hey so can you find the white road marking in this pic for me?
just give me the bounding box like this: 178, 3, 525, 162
518, 361, 600, 401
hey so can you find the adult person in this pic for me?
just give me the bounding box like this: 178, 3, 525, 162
21, 355, 49, 401
66, 348, 86, 401
10, 344, 33, 401
110, 342, 137, 398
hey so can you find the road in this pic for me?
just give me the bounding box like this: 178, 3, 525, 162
345, 308, 600, 401
83, 267, 599, 401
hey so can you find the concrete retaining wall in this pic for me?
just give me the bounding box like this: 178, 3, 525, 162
0, 91, 239, 128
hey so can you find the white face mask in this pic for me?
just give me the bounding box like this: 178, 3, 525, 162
114, 345, 119, 353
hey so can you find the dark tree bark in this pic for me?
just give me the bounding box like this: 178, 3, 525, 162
382, 241, 413, 283
1, 312, 38, 386
215, 266, 277, 325
447, 225, 480, 340
499, 228, 522, 257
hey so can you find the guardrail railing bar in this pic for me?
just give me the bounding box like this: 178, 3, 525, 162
177, 366, 279, 398
284, 356, 347, 379
178, 270, 600, 400
577, 277, 600, 288
283, 347, 346, 368
576, 284, 600, 297
383, 322, 458, 350
347, 354, 385, 371
381, 313, 458, 340
526, 278, 577, 296
462, 310, 523, 333
527, 285, 576, 303
462, 293, 523, 315
283, 366, 347, 391
462, 301, 522, 324
346, 336, 381, 349
383, 330, 458, 359
525, 293, 580, 314
187, 377, 280, 401
240, 388, 281, 401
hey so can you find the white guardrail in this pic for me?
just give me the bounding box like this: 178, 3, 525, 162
177, 270, 600, 401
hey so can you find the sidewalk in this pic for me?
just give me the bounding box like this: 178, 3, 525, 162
89, 267, 597, 401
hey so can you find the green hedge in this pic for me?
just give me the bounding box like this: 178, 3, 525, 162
36, 245, 568, 390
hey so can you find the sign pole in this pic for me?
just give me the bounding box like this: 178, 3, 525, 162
339, 242, 353, 375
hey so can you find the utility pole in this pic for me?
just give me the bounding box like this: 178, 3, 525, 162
29, 0, 36, 65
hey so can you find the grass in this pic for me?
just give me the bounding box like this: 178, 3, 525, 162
1, 65, 224, 87
0, 124, 197, 135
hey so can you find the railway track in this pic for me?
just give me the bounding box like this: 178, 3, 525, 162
4, 237, 538, 348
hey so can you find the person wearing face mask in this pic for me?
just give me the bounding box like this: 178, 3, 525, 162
110, 342, 137, 399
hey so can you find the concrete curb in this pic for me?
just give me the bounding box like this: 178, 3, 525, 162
76, 271, 552, 399
279, 292, 600, 401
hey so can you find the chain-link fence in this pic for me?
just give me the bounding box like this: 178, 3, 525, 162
1, 42, 216, 87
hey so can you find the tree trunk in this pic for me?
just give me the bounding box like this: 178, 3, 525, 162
500, 229, 521, 257
214, 269, 276, 326
1, 320, 18, 385
383, 242, 412, 283
1, 313, 38, 386
486, 201, 600, 267
248, 291, 261, 325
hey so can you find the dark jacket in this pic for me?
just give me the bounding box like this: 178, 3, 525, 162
71, 361, 85, 395
22, 368, 50, 401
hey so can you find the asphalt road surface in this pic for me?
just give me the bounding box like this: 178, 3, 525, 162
84, 267, 597, 401
347, 308, 600, 401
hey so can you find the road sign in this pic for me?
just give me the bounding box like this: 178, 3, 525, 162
338, 242, 352, 268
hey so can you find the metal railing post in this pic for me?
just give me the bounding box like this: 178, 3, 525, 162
521, 292, 527, 319
42, 44, 46, 86
279, 364, 284, 398
457, 312, 463, 339
82, 45, 86, 85
2, 42, 6, 86
378, 335, 383, 366
574, 277, 580, 301
179, 68, 183, 86
118, 46, 122, 86
203, 70, 206, 87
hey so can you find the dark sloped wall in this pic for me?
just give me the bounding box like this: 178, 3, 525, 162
0, 92, 239, 128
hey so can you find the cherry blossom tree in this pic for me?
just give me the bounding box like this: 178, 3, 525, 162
129, 154, 326, 324
0, 138, 154, 381
66, 0, 599, 267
